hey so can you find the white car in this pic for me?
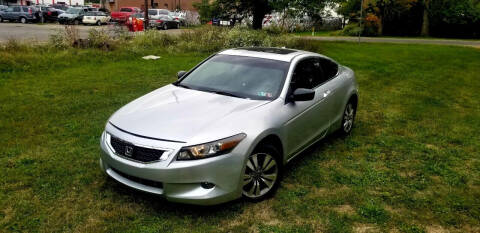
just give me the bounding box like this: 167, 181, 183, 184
82, 11, 110, 26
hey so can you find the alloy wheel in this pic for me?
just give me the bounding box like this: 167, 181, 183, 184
343, 103, 355, 133
242, 153, 278, 198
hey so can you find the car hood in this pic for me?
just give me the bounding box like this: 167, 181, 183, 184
109, 84, 269, 142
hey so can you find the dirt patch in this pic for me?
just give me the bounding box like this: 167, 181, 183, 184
333, 205, 355, 215
353, 224, 379, 233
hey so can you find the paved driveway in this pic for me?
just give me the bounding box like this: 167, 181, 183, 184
301, 36, 480, 48
0, 23, 185, 42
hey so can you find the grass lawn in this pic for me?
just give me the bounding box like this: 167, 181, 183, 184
1, 41, 479, 233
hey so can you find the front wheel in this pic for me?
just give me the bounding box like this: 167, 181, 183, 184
96, 20, 102, 26
340, 100, 357, 135
242, 145, 282, 201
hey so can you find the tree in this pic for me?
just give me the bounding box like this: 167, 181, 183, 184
212, 0, 331, 29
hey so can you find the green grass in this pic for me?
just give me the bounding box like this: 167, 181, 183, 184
1, 41, 480, 232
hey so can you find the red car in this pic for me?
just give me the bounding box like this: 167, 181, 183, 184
110, 7, 141, 23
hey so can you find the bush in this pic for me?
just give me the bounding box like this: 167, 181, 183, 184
40, 25, 321, 54
341, 24, 362, 36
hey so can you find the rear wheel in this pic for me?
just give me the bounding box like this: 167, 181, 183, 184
163, 23, 168, 30
20, 17, 27, 24
242, 144, 282, 201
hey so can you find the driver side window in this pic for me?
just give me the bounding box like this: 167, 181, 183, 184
291, 58, 324, 90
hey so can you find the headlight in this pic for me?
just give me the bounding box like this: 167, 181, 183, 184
177, 133, 246, 160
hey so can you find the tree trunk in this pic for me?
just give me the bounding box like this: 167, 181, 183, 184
421, 0, 430, 36
251, 0, 268, 30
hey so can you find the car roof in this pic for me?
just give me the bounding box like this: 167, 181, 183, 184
219, 47, 317, 62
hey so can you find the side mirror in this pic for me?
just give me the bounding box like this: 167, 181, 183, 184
291, 88, 315, 102
177, 71, 186, 79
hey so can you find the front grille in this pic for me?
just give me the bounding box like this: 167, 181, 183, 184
110, 136, 165, 163
111, 168, 163, 189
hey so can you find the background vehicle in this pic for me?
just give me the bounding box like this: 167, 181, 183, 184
37, 6, 60, 23
111, 7, 140, 23
99, 47, 358, 205
154, 15, 179, 30
58, 7, 88, 25
0, 6, 40, 23
82, 11, 110, 25
50, 4, 68, 13
170, 11, 186, 26
148, 8, 169, 20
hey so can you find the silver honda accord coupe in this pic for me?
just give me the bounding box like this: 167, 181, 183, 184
99, 47, 358, 205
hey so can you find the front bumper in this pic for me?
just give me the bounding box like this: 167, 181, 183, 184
99, 125, 246, 205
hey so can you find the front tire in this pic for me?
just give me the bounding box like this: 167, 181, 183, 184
340, 100, 357, 135
96, 20, 101, 26
242, 144, 282, 201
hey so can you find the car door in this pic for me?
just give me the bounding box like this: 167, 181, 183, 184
3, 7, 13, 19
12, 6, 21, 20
284, 57, 336, 158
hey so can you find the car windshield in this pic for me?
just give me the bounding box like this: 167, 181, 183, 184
66, 8, 81, 14
177, 55, 289, 100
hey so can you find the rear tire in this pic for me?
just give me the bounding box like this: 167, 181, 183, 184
20, 17, 27, 24
242, 144, 282, 202
163, 24, 168, 30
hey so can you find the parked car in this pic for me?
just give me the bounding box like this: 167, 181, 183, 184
99, 47, 359, 205
37, 6, 60, 23
147, 8, 169, 19
50, 4, 68, 11
169, 11, 186, 26
153, 15, 179, 30
82, 11, 110, 25
110, 7, 141, 23
58, 7, 88, 25
0, 6, 40, 23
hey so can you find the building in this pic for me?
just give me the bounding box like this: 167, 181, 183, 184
106, 0, 200, 12
1, 0, 84, 6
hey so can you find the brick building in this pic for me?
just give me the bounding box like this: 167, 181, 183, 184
106, 0, 200, 12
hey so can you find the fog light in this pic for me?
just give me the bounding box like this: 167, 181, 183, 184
200, 182, 215, 189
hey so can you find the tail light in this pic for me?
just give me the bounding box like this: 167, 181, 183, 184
156, 20, 163, 23
47, 11, 52, 16
28, 8, 32, 15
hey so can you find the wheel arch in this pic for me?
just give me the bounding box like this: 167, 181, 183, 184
254, 134, 284, 163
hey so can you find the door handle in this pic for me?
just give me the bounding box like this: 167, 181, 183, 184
323, 90, 331, 98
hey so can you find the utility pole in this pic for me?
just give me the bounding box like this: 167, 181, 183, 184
144, 0, 149, 30
358, 0, 364, 43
